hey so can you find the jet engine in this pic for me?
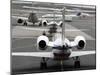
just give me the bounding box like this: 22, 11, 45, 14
74, 36, 86, 49
37, 35, 49, 50
42, 20, 48, 26
17, 19, 29, 26
17, 18, 24, 24
58, 21, 63, 27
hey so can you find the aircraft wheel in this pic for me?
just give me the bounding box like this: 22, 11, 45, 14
39, 23, 42, 26
43, 24, 47, 26
40, 62, 47, 69
74, 61, 80, 68
40, 57, 47, 69
38, 21, 42, 26
23, 22, 27, 26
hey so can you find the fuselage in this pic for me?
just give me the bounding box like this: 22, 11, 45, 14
51, 33, 71, 60
42, 14, 73, 21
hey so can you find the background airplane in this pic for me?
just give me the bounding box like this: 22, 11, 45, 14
12, 12, 63, 27
12, 6, 94, 27
12, 1, 95, 27
41, 12, 93, 22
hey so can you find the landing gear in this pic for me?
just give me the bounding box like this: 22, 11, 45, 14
40, 57, 47, 69
42, 31, 46, 36
60, 23, 63, 27
74, 56, 80, 68
39, 23, 42, 26
23, 21, 27, 26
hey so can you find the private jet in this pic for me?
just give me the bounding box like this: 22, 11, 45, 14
12, 7, 95, 69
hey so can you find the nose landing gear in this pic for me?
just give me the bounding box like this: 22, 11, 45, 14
73, 56, 80, 68
23, 21, 27, 26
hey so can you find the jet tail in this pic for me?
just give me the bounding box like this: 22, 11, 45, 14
62, 7, 66, 46
28, 13, 38, 24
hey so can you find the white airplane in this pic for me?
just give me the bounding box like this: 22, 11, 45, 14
12, 6, 94, 26
12, 13, 63, 27
41, 13, 90, 22
12, 7, 95, 69
12, 13, 44, 26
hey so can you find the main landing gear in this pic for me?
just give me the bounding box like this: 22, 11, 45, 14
23, 21, 27, 26
74, 56, 80, 68
40, 57, 47, 69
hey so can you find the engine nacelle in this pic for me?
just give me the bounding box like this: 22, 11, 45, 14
17, 18, 24, 24
37, 35, 49, 50
74, 36, 86, 49
58, 21, 63, 27
11, 16, 24, 25
42, 20, 48, 26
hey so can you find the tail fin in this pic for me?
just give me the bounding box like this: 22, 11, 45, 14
62, 7, 66, 46
28, 13, 38, 24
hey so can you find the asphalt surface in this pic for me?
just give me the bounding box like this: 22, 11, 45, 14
11, 1, 96, 75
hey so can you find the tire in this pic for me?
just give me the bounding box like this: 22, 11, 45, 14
40, 62, 47, 69
74, 61, 80, 68
23, 22, 27, 26
39, 23, 42, 26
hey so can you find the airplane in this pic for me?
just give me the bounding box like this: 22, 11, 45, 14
12, 12, 63, 27
12, 7, 95, 69
41, 12, 92, 22
12, 13, 43, 26
12, 4, 95, 26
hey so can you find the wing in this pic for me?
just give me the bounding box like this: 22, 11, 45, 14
12, 52, 54, 58
69, 50, 95, 58
12, 16, 28, 20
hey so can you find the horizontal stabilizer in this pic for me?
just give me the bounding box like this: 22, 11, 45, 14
70, 50, 95, 58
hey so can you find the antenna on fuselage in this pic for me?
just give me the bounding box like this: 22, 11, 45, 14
62, 7, 66, 46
